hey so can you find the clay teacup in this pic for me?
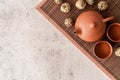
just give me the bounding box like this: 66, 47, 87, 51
107, 23, 120, 42
94, 41, 113, 59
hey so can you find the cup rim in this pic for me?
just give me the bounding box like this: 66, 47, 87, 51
107, 23, 120, 42
93, 41, 113, 59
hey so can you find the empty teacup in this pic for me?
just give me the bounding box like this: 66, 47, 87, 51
94, 41, 112, 59
107, 23, 120, 42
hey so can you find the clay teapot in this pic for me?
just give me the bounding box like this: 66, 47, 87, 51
74, 10, 114, 42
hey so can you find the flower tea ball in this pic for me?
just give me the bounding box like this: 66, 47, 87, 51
64, 18, 73, 27
60, 3, 71, 13
98, 1, 108, 11
75, 0, 86, 10
86, 0, 95, 5
54, 0, 63, 5
115, 47, 120, 57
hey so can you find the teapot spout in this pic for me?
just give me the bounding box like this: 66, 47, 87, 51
73, 28, 82, 35
73, 29, 77, 34
103, 16, 114, 23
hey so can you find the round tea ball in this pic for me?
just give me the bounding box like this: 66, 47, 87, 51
86, 0, 95, 5
64, 18, 73, 27
98, 1, 108, 11
60, 3, 71, 13
54, 0, 63, 5
115, 47, 120, 57
75, 0, 86, 10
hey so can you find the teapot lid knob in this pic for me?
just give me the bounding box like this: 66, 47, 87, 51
90, 23, 96, 28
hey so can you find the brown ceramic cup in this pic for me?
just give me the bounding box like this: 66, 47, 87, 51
94, 41, 113, 59
107, 23, 120, 42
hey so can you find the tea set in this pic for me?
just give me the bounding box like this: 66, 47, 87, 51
54, 0, 120, 59
74, 10, 120, 59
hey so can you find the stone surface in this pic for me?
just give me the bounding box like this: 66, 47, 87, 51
0, 0, 110, 80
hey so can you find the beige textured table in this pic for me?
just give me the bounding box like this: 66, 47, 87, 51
0, 0, 111, 80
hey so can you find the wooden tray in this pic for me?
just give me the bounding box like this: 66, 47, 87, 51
36, 0, 120, 79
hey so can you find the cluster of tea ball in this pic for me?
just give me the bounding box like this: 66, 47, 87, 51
54, 0, 109, 12
54, 0, 73, 27
54, 0, 109, 13
54, 0, 108, 27
75, 0, 108, 10
75, 0, 95, 10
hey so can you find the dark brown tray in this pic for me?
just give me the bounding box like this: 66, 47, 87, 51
36, 0, 120, 79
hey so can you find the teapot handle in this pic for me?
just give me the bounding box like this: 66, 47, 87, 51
103, 16, 114, 23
